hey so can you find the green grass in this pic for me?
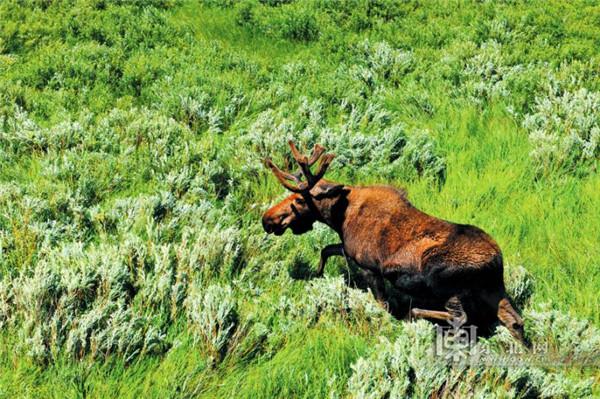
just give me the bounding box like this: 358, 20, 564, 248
202, 327, 369, 399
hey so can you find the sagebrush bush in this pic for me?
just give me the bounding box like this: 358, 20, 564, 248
64, 303, 166, 363
186, 283, 239, 362
293, 276, 391, 328
462, 40, 528, 105
0, 279, 11, 329
180, 225, 244, 280
525, 88, 599, 175
351, 39, 414, 87
505, 264, 535, 310
347, 316, 595, 398
346, 321, 442, 399
244, 99, 446, 184
6, 243, 167, 362
525, 306, 600, 364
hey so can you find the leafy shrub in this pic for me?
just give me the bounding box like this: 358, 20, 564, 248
524, 88, 599, 175
7, 243, 167, 363
346, 321, 444, 399
202, 0, 237, 8
234, 1, 319, 42
186, 283, 239, 362
313, 0, 408, 32
260, 0, 296, 6
244, 99, 446, 185
347, 317, 596, 398
505, 264, 534, 309
291, 276, 390, 327
278, 7, 319, 42
235, 0, 258, 27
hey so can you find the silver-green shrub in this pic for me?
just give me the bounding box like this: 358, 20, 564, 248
347, 315, 595, 398
524, 87, 599, 174
348, 40, 414, 90
244, 99, 446, 184
294, 276, 390, 327
0, 107, 95, 157
463, 40, 527, 105
186, 283, 239, 361
525, 305, 600, 364
0, 278, 12, 329
8, 243, 167, 362
65, 302, 166, 362
504, 264, 534, 309
346, 321, 444, 399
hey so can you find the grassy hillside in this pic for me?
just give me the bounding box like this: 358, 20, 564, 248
0, 0, 599, 397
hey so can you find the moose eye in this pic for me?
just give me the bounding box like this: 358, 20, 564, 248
294, 197, 305, 206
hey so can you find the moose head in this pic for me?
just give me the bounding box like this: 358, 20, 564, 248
262, 141, 345, 236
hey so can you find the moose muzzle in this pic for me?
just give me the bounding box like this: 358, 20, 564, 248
262, 212, 291, 236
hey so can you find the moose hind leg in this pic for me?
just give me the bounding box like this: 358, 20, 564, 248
480, 290, 529, 347
497, 297, 529, 348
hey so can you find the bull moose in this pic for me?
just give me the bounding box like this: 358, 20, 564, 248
262, 141, 527, 345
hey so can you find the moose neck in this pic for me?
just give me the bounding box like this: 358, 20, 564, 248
305, 186, 351, 235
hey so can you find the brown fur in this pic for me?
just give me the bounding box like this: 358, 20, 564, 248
262, 143, 527, 345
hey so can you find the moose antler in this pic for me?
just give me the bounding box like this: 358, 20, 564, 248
265, 141, 335, 193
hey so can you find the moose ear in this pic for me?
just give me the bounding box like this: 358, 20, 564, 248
312, 182, 345, 199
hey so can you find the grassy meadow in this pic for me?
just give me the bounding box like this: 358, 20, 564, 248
0, 0, 599, 397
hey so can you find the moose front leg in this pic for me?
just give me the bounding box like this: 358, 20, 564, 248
315, 243, 344, 277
